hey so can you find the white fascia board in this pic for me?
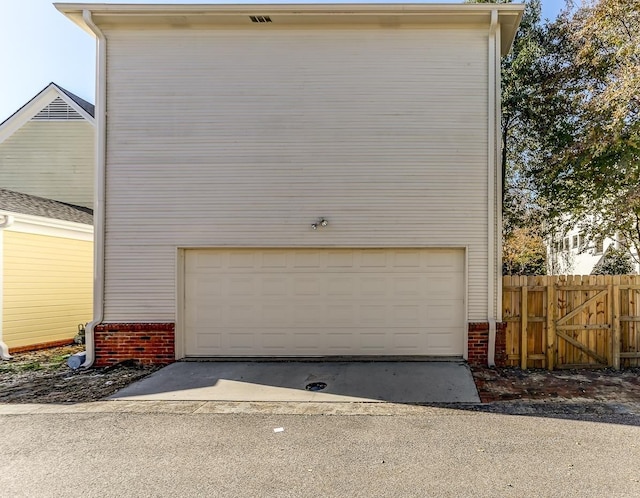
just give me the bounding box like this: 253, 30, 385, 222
0, 83, 95, 145
0, 210, 93, 242
55, 3, 524, 55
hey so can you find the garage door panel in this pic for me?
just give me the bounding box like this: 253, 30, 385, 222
184, 248, 465, 356
327, 277, 355, 296
427, 304, 460, 326
360, 251, 388, 267
261, 332, 289, 351
261, 277, 288, 296
193, 330, 222, 349
393, 277, 423, 296
260, 251, 288, 268
293, 277, 322, 296
359, 277, 389, 296
326, 251, 355, 267
359, 332, 387, 351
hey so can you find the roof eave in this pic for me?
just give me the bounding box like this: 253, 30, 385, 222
55, 3, 525, 56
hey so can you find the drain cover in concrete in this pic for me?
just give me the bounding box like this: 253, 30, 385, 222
111, 361, 479, 403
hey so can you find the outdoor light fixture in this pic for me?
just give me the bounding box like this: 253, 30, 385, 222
311, 218, 328, 230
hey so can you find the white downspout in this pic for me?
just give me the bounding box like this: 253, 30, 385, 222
0, 215, 15, 360
81, 9, 106, 368
487, 10, 499, 366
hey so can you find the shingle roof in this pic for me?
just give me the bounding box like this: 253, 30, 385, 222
0, 188, 93, 225
0, 82, 94, 129
56, 84, 95, 118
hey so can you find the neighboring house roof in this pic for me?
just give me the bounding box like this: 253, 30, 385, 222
0, 82, 95, 144
56, 84, 95, 118
0, 188, 93, 225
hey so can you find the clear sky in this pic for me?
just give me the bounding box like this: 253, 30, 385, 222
0, 0, 568, 123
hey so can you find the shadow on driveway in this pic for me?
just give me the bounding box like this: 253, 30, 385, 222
110, 360, 480, 403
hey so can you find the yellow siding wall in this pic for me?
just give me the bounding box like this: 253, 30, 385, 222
3, 231, 93, 349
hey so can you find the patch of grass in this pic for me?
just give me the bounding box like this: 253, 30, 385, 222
19, 362, 44, 372
0, 359, 65, 374
48, 354, 72, 365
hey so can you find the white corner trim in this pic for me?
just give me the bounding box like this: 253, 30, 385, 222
494, 17, 503, 324
0, 210, 93, 241
0, 84, 94, 145
0, 227, 11, 360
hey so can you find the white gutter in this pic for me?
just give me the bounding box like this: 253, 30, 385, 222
487, 10, 499, 366
81, 9, 106, 368
0, 215, 15, 360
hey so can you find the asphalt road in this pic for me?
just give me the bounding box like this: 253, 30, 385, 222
2, 407, 640, 497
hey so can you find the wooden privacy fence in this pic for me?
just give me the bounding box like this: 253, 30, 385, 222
502, 275, 640, 370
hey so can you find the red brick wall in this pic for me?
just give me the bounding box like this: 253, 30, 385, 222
93, 323, 175, 367
467, 322, 489, 366
494, 322, 508, 367
91, 322, 505, 367
467, 322, 507, 366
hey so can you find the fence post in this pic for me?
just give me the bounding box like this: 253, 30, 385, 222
612, 278, 621, 370
521, 285, 528, 370
546, 280, 555, 370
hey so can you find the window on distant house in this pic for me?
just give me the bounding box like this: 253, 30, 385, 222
572, 235, 579, 249
579, 232, 587, 251
563, 237, 570, 251
595, 239, 604, 255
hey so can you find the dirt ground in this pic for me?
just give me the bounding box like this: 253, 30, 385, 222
472, 366, 640, 403
2, 345, 640, 405
0, 345, 160, 404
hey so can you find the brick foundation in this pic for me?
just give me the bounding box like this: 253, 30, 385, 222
91, 322, 505, 367
494, 322, 508, 367
467, 322, 507, 366
93, 323, 175, 367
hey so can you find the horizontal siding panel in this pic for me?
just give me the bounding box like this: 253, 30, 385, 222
103, 26, 490, 322
2, 231, 93, 349
0, 121, 94, 208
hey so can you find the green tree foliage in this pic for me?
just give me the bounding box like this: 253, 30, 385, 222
468, 0, 639, 273
591, 247, 636, 275
466, 0, 547, 233
533, 0, 640, 263
501, 0, 547, 234
466, 0, 550, 272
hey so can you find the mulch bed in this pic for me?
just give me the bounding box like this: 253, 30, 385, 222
3, 345, 640, 405
472, 366, 640, 403
0, 345, 160, 404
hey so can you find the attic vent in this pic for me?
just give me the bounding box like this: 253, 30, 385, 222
32, 97, 84, 121
249, 15, 272, 23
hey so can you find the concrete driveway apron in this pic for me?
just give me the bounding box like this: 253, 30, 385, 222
110, 361, 480, 403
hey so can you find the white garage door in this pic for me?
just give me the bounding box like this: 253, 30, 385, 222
183, 248, 465, 357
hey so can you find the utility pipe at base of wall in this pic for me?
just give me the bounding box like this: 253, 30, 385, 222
80, 9, 107, 369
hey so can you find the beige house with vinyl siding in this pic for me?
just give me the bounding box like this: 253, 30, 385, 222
58, 3, 524, 367
0, 82, 95, 209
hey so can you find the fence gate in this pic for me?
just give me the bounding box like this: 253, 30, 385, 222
551, 281, 611, 369
502, 275, 640, 370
